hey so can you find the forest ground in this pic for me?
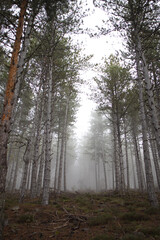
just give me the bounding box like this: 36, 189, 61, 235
3, 191, 160, 240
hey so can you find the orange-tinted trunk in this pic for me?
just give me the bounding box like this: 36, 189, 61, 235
1, 0, 28, 125
0, 0, 28, 192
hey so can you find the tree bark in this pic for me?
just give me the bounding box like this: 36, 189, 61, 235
0, 0, 27, 193
132, 122, 144, 191
11, 12, 34, 123
135, 44, 158, 207
54, 128, 60, 192
148, 128, 160, 190
30, 91, 42, 198
42, 60, 53, 205
63, 138, 67, 192
112, 111, 120, 191
20, 140, 31, 202
123, 118, 130, 190
0, 1, 27, 237
36, 136, 45, 197
116, 115, 125, 192
11, 148, 21, 193
57, 98, 69, 193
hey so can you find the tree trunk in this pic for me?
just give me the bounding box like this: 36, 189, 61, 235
123, 118, 130, 190
135, 43, 158, 207
148, 128, 160, 190
42, 60, 53, 205
7, 152, 16, 192
112, 111, 120, 191
30, 93, 42, 198
116, 115, 125, 192
11, 13, 34, 123
57, 98, 69, 193
132, 123, 144, 191
141, 50, 160, 161
0, 0, 27, 174
102, 141, 107, 191
63, 138, 67, 192
11, 148, 21, 193
36, 136, 45, 197
151, 62, 160, 114
20, 140, 31, 202
94, 139, 98, 192
54, 129, 60, 191
0, 1, 27, 237
129, 142, 137, 189
26, 159, 32, 193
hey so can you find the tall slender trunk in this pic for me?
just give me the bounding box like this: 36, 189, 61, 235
129, 142, 137, 189
132, 123, 144, 191
148, 129, 160, 189
123, 118, 130, 190
151, 62, 160, 113
54, 129, 60, 191
57, 98, 69, 193
112, 161, 115, 190
116, 116, 125, 192
94, 139, 98, 192
11, 13, 34, 123
20, 140, 31, 202
102, 141, 107, 191
103, 161, 107, 191
26, 159, 32, 193
36, 136, 45, 197
135, 45, 158, 206
112, 111, 120, 191
30, 100, 42, 198
63, 138, 67, 192
141, 49, 160, 160
0, 1, 27, 237
5, 143, 13, 191
42, 61, 53, 205
7, 151, 17, 192
11, 148, 21, 193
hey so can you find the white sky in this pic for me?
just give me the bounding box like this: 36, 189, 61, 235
73, 0, 125, 139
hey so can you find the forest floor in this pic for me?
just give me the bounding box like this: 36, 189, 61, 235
3, 191, 160, 240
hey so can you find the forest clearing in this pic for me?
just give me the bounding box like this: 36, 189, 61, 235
4, 191, 160, 240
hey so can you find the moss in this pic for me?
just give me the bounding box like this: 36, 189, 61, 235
140, 226, 160, 236
145, 207, 160, 215
91, 234, 115, 240
122, 233, 145, 240
5, 197, 18, 209
88, 213, 113, 226
120, 212, 149, 222
110, 198, 125, 206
